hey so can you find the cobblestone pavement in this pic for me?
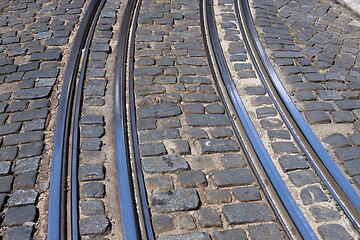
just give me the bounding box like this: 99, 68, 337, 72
134, 0, 288, 239
213, 0, 357, 238
251, 0, 360, 194
0, 0, 123, 238
0, 0, 359, 239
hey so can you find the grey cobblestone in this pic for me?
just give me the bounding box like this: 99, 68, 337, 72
223, 202, 274, 224
151, 188, 200, 213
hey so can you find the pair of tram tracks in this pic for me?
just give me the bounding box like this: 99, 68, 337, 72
47, 0, 152, 238
46, 0, 359, 239
202, 0, 359, 238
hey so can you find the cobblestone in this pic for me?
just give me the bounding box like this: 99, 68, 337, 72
223, 202, 274, 224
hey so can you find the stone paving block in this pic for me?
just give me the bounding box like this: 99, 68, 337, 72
4, 205, 36, 226
14, 156, 40, 174
213, 228, 247, 240
271, 141, 299, 153
178, 170, 206, 187
79, 164, 105, 181
256, 106, 277, 118
18, 141, 43, 158
223, 202, 274, 224
220, 153, 247, 168
153, 215, 174, 233
81, 138, 102, 151
6, 100, 28, 113
0, 176, 13, 193
332, 110, 355, 123
8, 189, 38, 206
198, 139, 239, 154
151, 188, 200, 213
3, 131, 44, 146
211, 168, 254, 187
140, 142, 166, 157
146, 176, 173, 192
0, 146, 18, 161
210, 127, 233, 138
0, 123, 22, 136
0, 161, 11, 175
343, 159, 360, 176
205, 189, 231, 204
318, 90, 342, 100
248, 223, 285, 240
288, 170, 318, 187
232, 186, 261, 201
305, 110, 330, 124
81, 200, 105, 216
80, 215, 110, 235
23, 69, 59, 79
140, 128, 180, 142
138, 103, 181, 118
323, 134, 351, 148
310, 206, 340, 222
13, 171, 37, 189
196, 208, 221, 227
350, 133, 360, 146
295, 90, 316, 101
81, 126, 104, 138
159, 233, 211, 240
11, 108, 48, 122
80, 182, 105, 198
335, 147, 360, 161
318, 224, 353, 240
3, 225, 33, 240
260, 118, 283, 129
279, 155, 309, 172
184, 93, 219, 103
304, 102, 335, 111
183, 103, 204, 114
205, 103, 224, 114
268, 129, 290, 140
137, 118, 156, 130
184, 128, 208, 139
143, 154, 188, 173
300, 186, 328, 205
336, 100, 360, 110
187, 114, 230, 126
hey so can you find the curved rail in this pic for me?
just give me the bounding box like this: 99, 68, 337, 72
71, 0, 105, 238
114, 0, 154, 238
235, 0, 360, 231
201, 0, 317, 239
48, 0, 102, 238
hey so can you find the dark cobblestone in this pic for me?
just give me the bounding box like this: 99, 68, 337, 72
196, 208, 221, 227
151, 188, 200, 213
323, 134, 351, 148
81, 200, 105, 216
198, 139, 239, 153
4, 205, 36, 226
279, 155, 309, 172
310, 206, 340, 222
7, 189, 38, 206
142, 154, 189, 173
159, 233, 211, 240
288, 170, 318, 187
187, 114, 229, 126
300, 186, 328, 205
213, 228, 247, 240
153, 215, 174, 233
79, 164, 104, 181
223, 202, 274, 224
211, 168, 254, 187
318, 224, 353, 240
80, 182, 105, 198
248, 223, 285, 240
178, 170, 206, 187
80, 215, 110, 235
3, 225, 33, 240
232, 186, 261, 201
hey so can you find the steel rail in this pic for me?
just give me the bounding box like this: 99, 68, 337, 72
48, 0, 102, 239
71, 0, 105, 238
127, 0, 155, 238
235, 0, 360, 231
201, 0, 317, 239
201, 0, 316, 239
114, 0, 150, 238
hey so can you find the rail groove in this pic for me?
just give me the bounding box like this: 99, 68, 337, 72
47, 0, 104, 238
114, 0, 154, 238
235, 0, 360, 232
201, 0, 317, 239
